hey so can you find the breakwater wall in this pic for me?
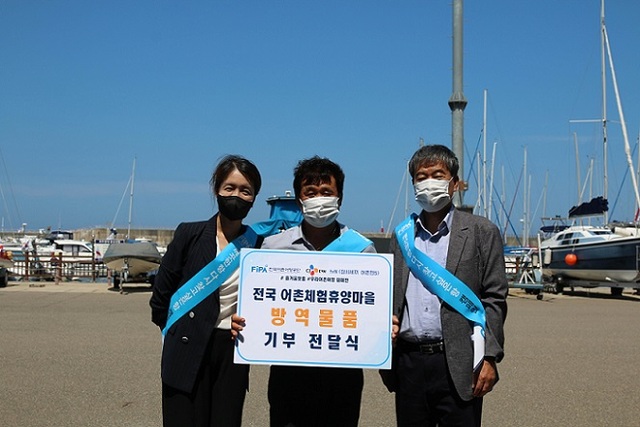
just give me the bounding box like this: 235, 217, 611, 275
75, 228, 177, 246
1, 228, 177, 247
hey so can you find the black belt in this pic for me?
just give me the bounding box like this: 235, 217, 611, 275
397, 339, 445, 355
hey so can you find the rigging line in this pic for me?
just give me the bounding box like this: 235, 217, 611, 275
385, 163, 408, 238
579, 160, 594, 202
0, 165, 12, 230
488, 184, 506, 230
110, 174, 132, 229
0, 181, 11, 231
485, 96, 521, 186
489, 174, 522, 246
0, 146, 21, 228
501, 166, 524, 246
464, 129, 483, 185
486, 95, 506, 150
488, 178, 511, 227
526, 175, 550, 239
603, 22, 640, 215
610, 140, 638, 220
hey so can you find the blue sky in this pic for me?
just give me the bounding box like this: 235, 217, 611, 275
1, 1, 639, 240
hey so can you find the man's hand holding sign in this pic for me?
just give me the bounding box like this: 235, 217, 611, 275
234, 248, 393, 369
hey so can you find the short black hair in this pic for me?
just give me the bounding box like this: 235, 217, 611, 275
210, 155, 262, 195
293, 156, 344, 200
408, 144, 459, 180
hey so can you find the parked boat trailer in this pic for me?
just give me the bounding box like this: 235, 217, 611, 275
546, 276, 638, 296
505, 250, 544, 300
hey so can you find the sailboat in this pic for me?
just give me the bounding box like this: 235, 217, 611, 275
539, 200, 640, 284
102, 158, 162, 288
538, 0, 640, 295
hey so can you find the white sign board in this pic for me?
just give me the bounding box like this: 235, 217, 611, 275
234, 249, 393, 369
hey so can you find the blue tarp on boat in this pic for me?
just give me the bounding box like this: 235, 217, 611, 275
251, 193, 303, 237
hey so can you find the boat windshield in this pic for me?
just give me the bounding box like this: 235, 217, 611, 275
555, 229, 611, 245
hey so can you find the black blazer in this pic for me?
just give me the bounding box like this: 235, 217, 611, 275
149, 215, 262, 393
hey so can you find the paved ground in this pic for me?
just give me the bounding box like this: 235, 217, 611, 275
1, 281, 639, 426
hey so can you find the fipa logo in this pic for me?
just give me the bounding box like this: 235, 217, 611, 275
250, 265, 268, 273
305, 264, 326, 276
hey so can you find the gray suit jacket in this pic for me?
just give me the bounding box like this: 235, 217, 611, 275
384, 209, 508, 401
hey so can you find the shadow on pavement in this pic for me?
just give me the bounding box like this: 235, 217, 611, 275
108, 284, 153, 294
559, 289, 640, 302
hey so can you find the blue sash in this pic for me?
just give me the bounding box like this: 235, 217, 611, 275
324, 229, 373, 253
395, 214, 486, 371
162, 227, 258, 336
162, 226, 371, 336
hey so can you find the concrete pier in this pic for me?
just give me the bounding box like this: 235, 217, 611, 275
1, 282, 639, 426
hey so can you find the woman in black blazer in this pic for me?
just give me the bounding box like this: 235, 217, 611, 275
150, 155, 263, 427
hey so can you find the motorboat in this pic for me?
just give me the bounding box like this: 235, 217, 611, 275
36, 239, 98, 263
101, 159, 165, 286
3, 236, 98, 263
102, 240, 162, 284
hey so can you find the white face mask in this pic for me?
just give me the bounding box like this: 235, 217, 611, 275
414, 178, 453, 213
300, 196, 340, 228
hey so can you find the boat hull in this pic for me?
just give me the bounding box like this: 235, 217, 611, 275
104, 257, 160, 278
103, 242, 162, 278
541, 237, 640, 283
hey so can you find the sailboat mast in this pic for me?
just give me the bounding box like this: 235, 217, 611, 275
488, 141, 497, 222
501, 166, 506, 243
542, 170, 549, 218
482, 89, 488, 218
637, 130, 640, 219
602, 17, 640, 216
600, 0, 609, 224
475, 152, 481, 213
573, 132, 581, 204
127, 158, 136, 239
522, 147, 528, 245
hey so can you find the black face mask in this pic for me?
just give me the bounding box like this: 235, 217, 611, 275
217, 195, 253, 221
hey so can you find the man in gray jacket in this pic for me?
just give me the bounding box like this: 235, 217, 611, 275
382, 144, 508, 426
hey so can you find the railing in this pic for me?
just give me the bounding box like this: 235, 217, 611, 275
6, 252, 108, 282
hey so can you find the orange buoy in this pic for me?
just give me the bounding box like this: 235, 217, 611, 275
565, 253, 578, 266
